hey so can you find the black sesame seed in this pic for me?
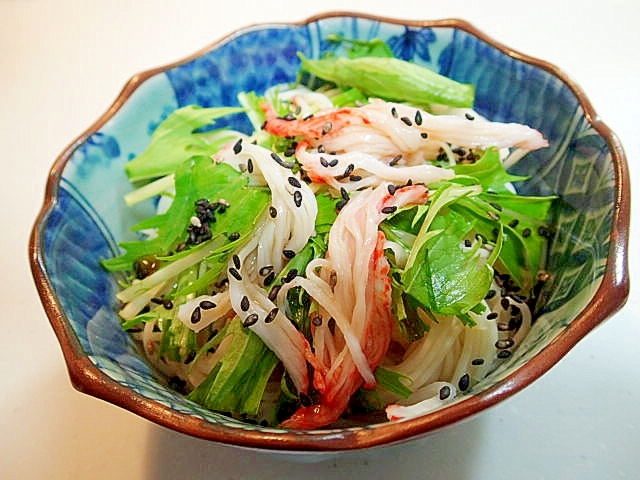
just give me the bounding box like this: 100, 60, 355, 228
509, 315, 523, 331
387, 184, 397, 195
414, 110, 423, 126
288, 176, 302, 188
487, 312, 499, 320
264, 307, 279, 324
485, 289, 496, 300
464, 239, 472, 248
263, 271, 276, 287
328, 317, 336, 335
162, 299, 174, 310
190, 306, 202, 324
228, 267, 242, 281
232, 254, 241, 270
381, 206, 397, 214
420, 132, 428, 139
293, 190, 302, 207
400, 116, 413, 126
317, 145, 325, 153
391, 107, 398, 118
328, 158, 339, 167
246, 158, 254, 174
283, 249, 296, 259
270, 152, 295, 169
284, 269, 298, 283
267, 284, 281, 301
522, 228, 531, 238
195, 299, 214, 311
269, 206, 277, 218
233, 138, 243, 154
501, 298, 510, 310
243, 313, 259, 327
390, 154, 402, 166
320, 157, 329, 168
508, 219, 519, 228
458, 373, 470, 391
471, 358, 485, 366
439, 385, 451, 400
465, 112, 475, 121
240, 295, 250, 312
340, 187, 349, 201
229, 232, 240, 241
322, 122, 332, 135
349, 175, 362, 182
337, 163, 355, 179
311, 313, 323, 327
497, 350, 512, 359
336, 198, 348, 212
510, 305, 521, 316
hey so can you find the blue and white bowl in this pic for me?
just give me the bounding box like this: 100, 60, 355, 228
30, 12, 630, 451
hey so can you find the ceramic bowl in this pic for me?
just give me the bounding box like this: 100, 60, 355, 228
29, 12, 630, 452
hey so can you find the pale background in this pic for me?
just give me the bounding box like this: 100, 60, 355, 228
2, 0, 638, 478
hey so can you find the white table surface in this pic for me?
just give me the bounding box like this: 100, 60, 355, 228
2, 1, 638, 478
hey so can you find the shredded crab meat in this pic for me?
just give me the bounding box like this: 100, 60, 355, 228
266, 86, 335, 119
357, 99, 549, 151
214, 141, 320, 394
125, 84, 549, 429
262, 97, 548, 155
227, 237, 314, 394
385, 381, 457, 421
295, 141, 455, 192
390, 306, 500, 394
278, 183, 429, 429
176, 291, 232, 333
215, 141, 317, 270
262, 98, 547, 192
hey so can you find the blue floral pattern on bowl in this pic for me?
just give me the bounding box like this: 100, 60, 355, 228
30, 13, 628, 449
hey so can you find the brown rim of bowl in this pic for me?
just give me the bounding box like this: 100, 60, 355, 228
29, 11, 630, 451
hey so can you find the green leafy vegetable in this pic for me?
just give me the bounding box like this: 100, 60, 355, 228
325, 34, 395, 58
298, 53, 475, 108
124, 105, 243, 183
187, 318, 279, 417
403, 209, 499, 321
102, 157, 269, 272
452, 147, 528, 193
